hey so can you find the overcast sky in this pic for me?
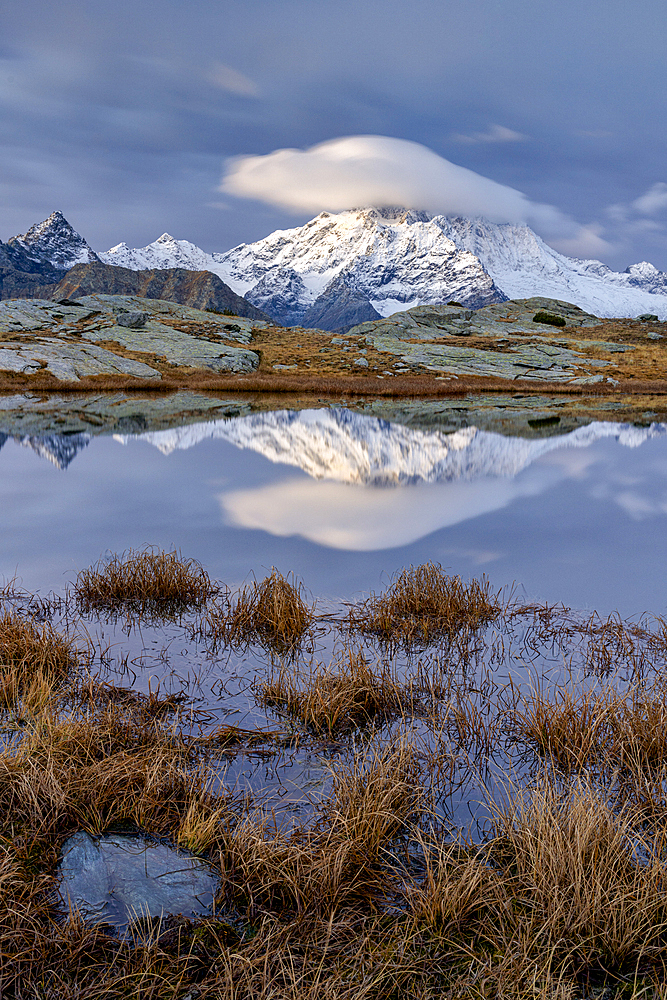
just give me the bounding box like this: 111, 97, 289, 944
3, 0, 667, 269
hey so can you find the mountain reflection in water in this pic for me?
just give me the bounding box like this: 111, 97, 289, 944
3, 406, 667, 613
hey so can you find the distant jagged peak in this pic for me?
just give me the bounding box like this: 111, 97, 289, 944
99, 232, 215, 273
7, 210, 98, 270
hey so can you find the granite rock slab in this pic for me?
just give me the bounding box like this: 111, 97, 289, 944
349, 297, 634, 382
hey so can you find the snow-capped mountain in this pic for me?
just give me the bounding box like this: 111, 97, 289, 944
99, 233, 217, 273
100, 209, 505, 329
115, 408, 667, 486
7, 211, 98, 271
439, 217, 667, 320
98, 207, 667, 327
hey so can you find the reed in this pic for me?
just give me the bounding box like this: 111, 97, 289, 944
349, 562, 502, 647
74, 546, 215, 615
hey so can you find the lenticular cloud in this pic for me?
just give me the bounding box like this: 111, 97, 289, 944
220, 135, 609, 257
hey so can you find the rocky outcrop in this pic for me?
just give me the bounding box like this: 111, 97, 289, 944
50, 262, 272, 321
348, 297, 634, 383
0, 295, 262, 380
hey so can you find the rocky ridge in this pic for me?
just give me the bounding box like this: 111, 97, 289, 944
51, 262, 271, 321
439, 217, 667, 321
6, 208, 667, 330
100, 208, 506, 329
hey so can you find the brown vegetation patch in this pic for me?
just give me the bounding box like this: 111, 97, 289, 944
511, 678, 667, 779
75, 546, 215, 616
218, 743, 420, 916
259, 648, 409, 736
349, 562, 503, 647
0, 612, 76, 710
203, 568, 315, 653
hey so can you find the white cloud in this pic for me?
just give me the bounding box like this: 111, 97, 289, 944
208, 62, 259, 97
452, 124, 525, 144
220, 135, 611, 257
633, 182, 667, 216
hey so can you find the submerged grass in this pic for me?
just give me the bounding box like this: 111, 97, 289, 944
259, 647, 410, 735
74, 546, 215, 615
349, 562, 503, 648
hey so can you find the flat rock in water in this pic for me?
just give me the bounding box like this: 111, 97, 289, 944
57, 831, 218, 931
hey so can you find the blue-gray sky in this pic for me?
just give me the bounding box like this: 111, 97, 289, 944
3, 0, 667, 268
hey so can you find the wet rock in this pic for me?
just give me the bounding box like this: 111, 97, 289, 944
57, 831, 218, 932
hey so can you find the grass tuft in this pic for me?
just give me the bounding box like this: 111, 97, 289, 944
259, 647, 408, 735
349, 562, 502, 647
204, 568, 314, 653
0, 611, 76, 710
75, 547, 214, 615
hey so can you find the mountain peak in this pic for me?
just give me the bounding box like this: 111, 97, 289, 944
7, 211, 98, 270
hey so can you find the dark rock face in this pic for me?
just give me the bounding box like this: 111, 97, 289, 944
0, 240, 66, 300
49, 262, 273, 322
301, 273, 382, 332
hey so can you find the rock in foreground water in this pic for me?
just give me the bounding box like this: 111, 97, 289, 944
57, 831, 218, 931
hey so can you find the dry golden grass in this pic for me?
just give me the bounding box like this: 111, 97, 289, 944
487, 782, 667, 972
511, 678, 667, 777
350, 562, 502, 647
204, 568, 315, 653
409, 781, 667, 993
75, 546, 215, 615
0, 611, 77, 711
6, 565, 667, 997
259, 647, 409, 735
